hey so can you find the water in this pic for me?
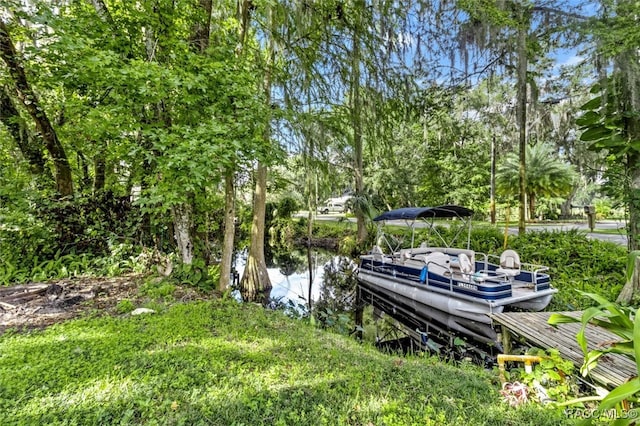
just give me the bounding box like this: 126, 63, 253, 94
233, 248, 336, 312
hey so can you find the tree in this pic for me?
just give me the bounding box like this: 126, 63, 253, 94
0, 86, 50, 180
576, 0, 640, 252
239, 2, 276, 304
456, 0, 590, 232
496, 142, 576, 219
0, 19, 73, 197
0, 0, 266, 270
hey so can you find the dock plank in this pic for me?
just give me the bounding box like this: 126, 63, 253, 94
491, 311, 637, 389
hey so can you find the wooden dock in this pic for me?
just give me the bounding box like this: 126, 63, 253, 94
491, 311, 637, 389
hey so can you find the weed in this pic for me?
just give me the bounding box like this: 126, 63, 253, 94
116, 299, 136, 314
139, 278, 177, 301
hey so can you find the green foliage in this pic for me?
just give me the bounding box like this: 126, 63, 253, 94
310, 220, 357, 239
2, 0, 269, 274
508, 230, 626, 310
548, 293, 640, 424
268, 218, 301, 250
139, 279, 177, 301
496, 142, 577, 218
366, 113, 492, 213
0, 189, 152, 285
0, 244, 151, 286
0, 205, 54, 269
594, 198, 613, 219
508, 348, 578, 404
338, 235, 358, 257
626, 251, 640, 282
0, 300, 567, 425
116, 299, 136, 314
168, 258, 214, 292
313, 257, 358, 334
273, 197, 299, 219
577, 80, 639, 159
577, 77, 640, 250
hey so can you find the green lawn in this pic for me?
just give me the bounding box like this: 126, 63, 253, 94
0, 299, 572, 425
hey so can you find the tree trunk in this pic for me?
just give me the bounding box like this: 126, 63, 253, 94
239, 4, 274, 304
0, 19, 73, 197
240, 163, 272, 303
219, 171, 235, 292
516, 10, 528, 235
617, 255, 640, 304
307, 208, 314, 310
236, 0, 252, 52
77, 151, 92, 192
351, 3, 367, 245
490, 135, 496, 224
219, 0, 251, 292
528, 192, 536, 222
88, 0, 115, 25
628, 151, 640, 251
0, 86, 50, 179
93, 146, 106, 194
190, 0, 212, 53
560, 196, 573, 219
171, 202, 194, 265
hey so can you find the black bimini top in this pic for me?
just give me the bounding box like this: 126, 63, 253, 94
373, 205, 474, 222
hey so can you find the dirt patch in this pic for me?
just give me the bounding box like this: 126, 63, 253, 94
0, 275, 204, 334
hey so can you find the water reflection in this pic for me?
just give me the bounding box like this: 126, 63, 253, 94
234, 248, 336, 311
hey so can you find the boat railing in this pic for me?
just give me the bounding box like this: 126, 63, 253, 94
423, 260, 455, 292
485, 253, 550, 291
423, 258, 515, 291
530, 265, 550, 291
475, 251, 489, 270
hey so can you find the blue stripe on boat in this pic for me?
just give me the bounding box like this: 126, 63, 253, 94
360, 259, 513, 300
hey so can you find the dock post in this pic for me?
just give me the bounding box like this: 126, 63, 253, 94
354, 285, 363, 341
501, 325, 512, 354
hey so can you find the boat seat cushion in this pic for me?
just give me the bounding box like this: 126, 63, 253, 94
496, 249, 521, 278
500, 249, 521, 269
400, 247, 475, 269
457, 253, 473, 274
414, 252, 450, 276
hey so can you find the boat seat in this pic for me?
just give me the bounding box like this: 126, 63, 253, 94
439, 248, 476, 270
404, 247, 476, 269
496, 249, 521, 280
457, 253, 473, 275
415, 251, 450, 276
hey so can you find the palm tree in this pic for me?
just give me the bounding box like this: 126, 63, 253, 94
497, 142, 576, 220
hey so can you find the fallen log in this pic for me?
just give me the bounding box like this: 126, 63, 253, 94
0, 283, 48, 297
2, 285, 50, 304
0, 301, 16, 310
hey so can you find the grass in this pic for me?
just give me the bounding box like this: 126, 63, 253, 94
587, 227, 627, 236
0, 299, 572, 425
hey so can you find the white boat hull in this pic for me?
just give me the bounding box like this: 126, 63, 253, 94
357, 267, 557, 324
359, 278, 500, 346
357, 269, 503, 324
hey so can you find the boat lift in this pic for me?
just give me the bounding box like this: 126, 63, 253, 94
356, 282, 503, 363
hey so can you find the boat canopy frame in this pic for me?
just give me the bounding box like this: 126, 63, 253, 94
373, 205, 474, 251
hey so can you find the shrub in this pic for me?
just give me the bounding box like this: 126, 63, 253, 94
509, 230, 626, 310
139, 279, 177, 301
116, 299, 136, 314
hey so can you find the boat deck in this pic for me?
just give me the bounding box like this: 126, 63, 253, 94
491, 311, 637, 389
